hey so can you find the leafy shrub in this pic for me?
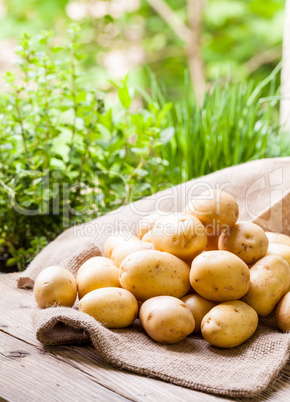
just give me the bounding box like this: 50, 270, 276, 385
0, 27, 287, 270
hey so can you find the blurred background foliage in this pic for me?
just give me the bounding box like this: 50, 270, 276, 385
0, 0, 286, 97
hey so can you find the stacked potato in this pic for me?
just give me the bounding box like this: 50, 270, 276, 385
34, 190, 290, 348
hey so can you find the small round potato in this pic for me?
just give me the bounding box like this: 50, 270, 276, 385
111, 241, 154, 268
34, 266, 77, 309
119, 250, 191, 301
151, 213, 207, 260
267, 243, 290, 266
181, 294, 217, 333
218, 221, 268, 265
104, 232, 139, 259
140, 296, 195, 344
201, 301, 258, 348
276, 292, 290, 332
190, 250, 250, 302
241, 255, 290, 316
185, 189, 239, 235
77, 257, 120, 299
79, 287, 138, 328
266, 232, 290, 247
137, 210, 164, 239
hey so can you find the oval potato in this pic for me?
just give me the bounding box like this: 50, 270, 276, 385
267, 243, 290, 266
241, 255, 290, 316
111, 241, 154, 268
190, 250, 250, 302
201, 301, 258, 348
151, 213, 207, 260
77, 257, 120, 299
79, 287, 138, 328
34, 266, 77, 309
104, 232, 139, 259
185, 189, 239, 235
266, 232, 290, 247
218, 221, 268, 265
137, 211, 164, 239
181, 294, 217, 333
140, 296, 195, 344
276, 292, 290, 332
119, 250, 191, 301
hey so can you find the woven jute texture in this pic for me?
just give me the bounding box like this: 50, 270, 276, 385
20, 157, 290, 397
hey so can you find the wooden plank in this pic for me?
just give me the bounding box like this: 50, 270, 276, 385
0, 330, 129, 402
1, 273, 290, 402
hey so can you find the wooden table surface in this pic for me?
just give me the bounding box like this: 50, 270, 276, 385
1, 273, 290, 402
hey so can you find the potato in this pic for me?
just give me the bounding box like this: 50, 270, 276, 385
267, 243, 290, 266
111, 241, 154, 268
151, 213, 207, 260
190, 250, 250, 302
201, 301, 258, 348
266, 232, 290, 247
185, 189, 239, 235
104, 232, 139, 258
241, 255, 290, 316
139, 296, 195, 344
137, 210, 164, 239
34, 266, 77, 309
79, 287, 138, 328
181, 294, 217, 333
119, 250, 191, 301
218, 221, 268, 265
142, 230, 152, 243
276, 292, 290, 332
77, 257, 120, 299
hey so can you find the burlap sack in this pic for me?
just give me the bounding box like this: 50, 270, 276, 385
20, 157, 290, 397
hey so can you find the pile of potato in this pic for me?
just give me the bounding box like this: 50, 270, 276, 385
34, 189, 290, 348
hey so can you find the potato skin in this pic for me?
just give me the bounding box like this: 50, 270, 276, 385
119, 250, 191, 301
104, 232, 139, 258
241, 255, 290, 316
201, 301, 258, 348
266, 232, 290, 247
77, 257, 120, 299
190, 250, 250, 302
181, 294, 217, 333
142, 230, 153, 243
218, 221, 268, 265
185, 189, 239, 235
111, 241, 154, 268
79, 287, 138, 328
276, 292, 290, 332
140, 296, 195, 344
151, 213, 207, 260
137, 211, 164, 239
34, 266, 77, 309
267, 243, 290, 266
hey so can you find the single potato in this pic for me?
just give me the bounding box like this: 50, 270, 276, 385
142, 230, 153, 243
266, 232, 290, 247
140, 296, 195, 344
119, 250, 191, 301
181, 294, 217, 333
218, 221, 268, 265
34, 266, 77, 309
111, 241, 154, 268
201, 301, 258, 348
79, 287, 138, 328
104, 232, 139, 259
185, 189, 239, 235
241, 255, 290, 316
151, 213, 207, 260
77, 257, 120, 299
267, 243, 290, 266
137, 210, 164, 239
276, 292, 290, 332
190, 250, 250, 302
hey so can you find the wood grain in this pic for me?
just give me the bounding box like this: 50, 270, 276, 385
0, 273, 289, 401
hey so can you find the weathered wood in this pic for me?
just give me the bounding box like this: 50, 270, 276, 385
0, 273, 290, 401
